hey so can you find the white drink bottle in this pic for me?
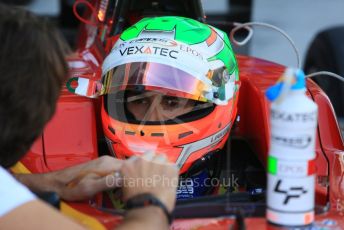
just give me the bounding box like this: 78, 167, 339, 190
265, 68, 318, 226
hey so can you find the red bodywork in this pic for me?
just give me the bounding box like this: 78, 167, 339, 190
14, 1, 344, 229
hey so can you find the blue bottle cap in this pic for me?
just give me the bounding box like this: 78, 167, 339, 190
266, 82, 283, 101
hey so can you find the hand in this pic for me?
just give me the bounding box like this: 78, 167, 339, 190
120, 152, 179, 212
53, 156, 123, 201
15, 156, 123, 201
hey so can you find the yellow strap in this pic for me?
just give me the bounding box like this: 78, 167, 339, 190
61, 202, 106, 230
11, 162, 31, 174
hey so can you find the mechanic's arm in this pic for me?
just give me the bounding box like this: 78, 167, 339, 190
0, 201, 169, 230
13, 156, 123, 201
0, 200, 85, 230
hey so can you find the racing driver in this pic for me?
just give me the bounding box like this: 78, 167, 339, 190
98, 16, 241, 200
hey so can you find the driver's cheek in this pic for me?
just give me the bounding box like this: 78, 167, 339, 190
129, 103, 149, 120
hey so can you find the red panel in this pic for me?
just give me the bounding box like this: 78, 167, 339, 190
20, 136, 49, 173
42, 94, 99, 171
172, 218, 235, 230
307, 80, 344, 151
307, 80, 344, 208
235, 55, 285, 165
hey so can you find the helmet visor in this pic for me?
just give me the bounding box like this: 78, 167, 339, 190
101, 62, 211, 102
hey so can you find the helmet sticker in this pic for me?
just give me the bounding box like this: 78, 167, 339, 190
176, 123, 231, 168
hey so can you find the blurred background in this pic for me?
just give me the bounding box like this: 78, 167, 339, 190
2, 0, 343, 135
8, 0, 344, 63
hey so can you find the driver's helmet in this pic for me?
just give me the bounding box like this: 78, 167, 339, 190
101, 16, 239, 178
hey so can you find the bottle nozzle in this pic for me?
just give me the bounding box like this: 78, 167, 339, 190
265, 68, 306, 102
292, 69, 306, 90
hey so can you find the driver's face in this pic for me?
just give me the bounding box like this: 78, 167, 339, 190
126, 91, 195, 122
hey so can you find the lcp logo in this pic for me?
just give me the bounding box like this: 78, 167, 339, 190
272, 135, 312, 149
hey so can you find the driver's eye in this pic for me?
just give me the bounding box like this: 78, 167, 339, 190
162, 96, 181, 109
130, 98, 149, 105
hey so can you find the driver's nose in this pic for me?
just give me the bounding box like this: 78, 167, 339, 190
144, 95, 169, 122
145, 107, 162, 121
